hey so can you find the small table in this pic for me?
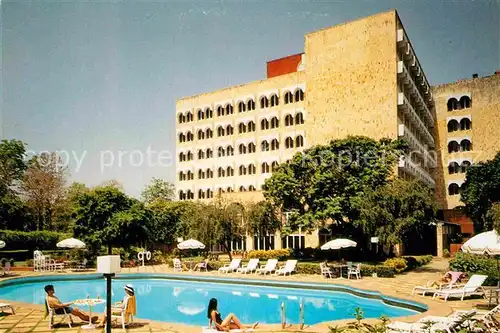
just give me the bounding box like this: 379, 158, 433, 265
487, 288, 500, 307
73, 298, 105, 329
333, 264, 348, 279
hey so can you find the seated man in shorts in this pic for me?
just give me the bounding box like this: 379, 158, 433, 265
44, 285, 98, 322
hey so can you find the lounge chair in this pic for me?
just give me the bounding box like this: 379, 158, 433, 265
237, 259, 259, 274
218, 259, 241, 274
173, 258, 183, 272
275, 260, 297, 276
320, 263, 334, 278
46, 298, 73, 329
255, 259, 278, 275
453, 304, 500, 331
347, 263, 361, 279
195, 259, 209, 272
412, 271, 464, 296
74, 259, 88, 271
387, 316, 463, 333
0, 303, 15, 314
432, 274, 487, 301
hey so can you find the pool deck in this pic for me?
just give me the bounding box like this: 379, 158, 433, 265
1, 258, 498, 333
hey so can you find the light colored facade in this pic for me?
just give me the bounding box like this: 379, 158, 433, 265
175, 10, 437, 250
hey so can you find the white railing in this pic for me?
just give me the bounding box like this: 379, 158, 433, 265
398, 93, 434, 146
398, 124, 436, 167
398, 156, 435, 188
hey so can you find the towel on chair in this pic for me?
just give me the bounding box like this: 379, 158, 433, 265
126, 296, 137, 317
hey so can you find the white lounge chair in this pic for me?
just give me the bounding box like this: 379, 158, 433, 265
387, 317, 463, 333
0, 303, 15, 314
412, 271, 464, 296
74, 259, 87, 271
347, 263, 361, 279
173, 258, 183, 272
275, 260, 297, 276
320, 263, 333, 278
255, 259, 278, 275
46, 298, 73, 329
218, 259, 241, 274
237, 259, 259, 274
432, 274, 487, 301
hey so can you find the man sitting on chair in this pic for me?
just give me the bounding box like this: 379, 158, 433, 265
44, 285, 97, 322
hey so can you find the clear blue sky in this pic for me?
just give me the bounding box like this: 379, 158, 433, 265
2, 1, 499, 197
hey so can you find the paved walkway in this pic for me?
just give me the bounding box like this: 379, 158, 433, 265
0, 258, 498, 333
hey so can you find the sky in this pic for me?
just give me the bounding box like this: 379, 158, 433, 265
2, 0, 499, 197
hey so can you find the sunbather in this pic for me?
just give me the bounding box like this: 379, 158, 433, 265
207, 298, 258, 332
44, 285, 98, 323
428, 271, 464, 288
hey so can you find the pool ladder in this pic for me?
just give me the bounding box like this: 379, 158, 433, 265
281, 299, 305, 330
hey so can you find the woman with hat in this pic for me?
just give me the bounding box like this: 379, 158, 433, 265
102, 284, 137, 327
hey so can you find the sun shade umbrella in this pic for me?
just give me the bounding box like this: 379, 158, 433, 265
461, 230, 500, 287
320, 238, 357, 250
0, 241, 5, 249
56, 238, 86, 249
177, 239, 205, 250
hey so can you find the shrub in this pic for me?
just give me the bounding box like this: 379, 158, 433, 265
0, 230, 70, 251
26, 259, 34, 267
152, 250, 167, 264
247, 249, 291, 260
296, 262, 321, 274
443, 249, 451, 258
383, 258, 407, 273
360, 265, 396, 278
449, 252, 499, 286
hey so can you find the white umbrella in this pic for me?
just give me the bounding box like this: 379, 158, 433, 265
177, 239, 205, 250
56, 238, 86, 249
462, 230, 500, 255
0, 241, 5, 249
321, 238, 357, 250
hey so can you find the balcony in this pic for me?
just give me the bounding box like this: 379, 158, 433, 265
397, 61, 434, 127
398, 156, 435, 188
398, 124, 436, 167
398, 93, 434, 147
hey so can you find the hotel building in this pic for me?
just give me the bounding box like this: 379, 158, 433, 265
175, 10, 438, 250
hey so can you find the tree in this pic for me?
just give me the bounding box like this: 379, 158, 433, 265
0, 139, 27, 195
263, 136, 407, 233
146, 200, 194, 246
20, 152, 68, 231
353, 178, 436, 254
246, 201, 281, 238
461, 152, 500, 232
210, 200, 245, 260
487, 203, 500, 235
73, 186, 148, 254
141, 178, 175, 205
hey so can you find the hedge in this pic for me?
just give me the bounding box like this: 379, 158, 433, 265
449, 252, 499, 286
0, 230, 70, 251
383, 255, 433, 273
247, 249, 291, 261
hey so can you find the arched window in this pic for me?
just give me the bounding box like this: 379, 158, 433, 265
260, 96, 269, 109
447, 120, 459, 132
186, 112, 193, 122
179, 190, 185, 200
186, 132, 194, 141
217, 126, 225, 137
226, 167, 234, 177
187, 171, 194, 180
239, 165, 247, 175
448, 141, 459, 153
248, 121, 256, 132
239, 144, 246, 154
461, 160, 472, 173
261, 162, 270, 174
248, 142, 256, 153
227, 187, 233, 193
296, 135, 304, 148
248, 164, 256, 175
178, 172, 185, 181
218, 188, 224, 195
261, 140, 270, 152
448, 162, 460, 174
238, 101, 246, 113
239, 186, 246, 192
205, 108, 213, 119
227, 145, 234, 156
271, 161, 279, 171
448, 183, 460, 196
179, 152, 185, 162
178, 133, 185, 143
197, 109, 204, 120
271, 139, 279, 150
206, 189, 213, 199
226, 125, 234, 135
206, 168, 213, 178
198, 189, 204, 199
186, 151, 193, 161
206, 128, 213, 138
247, 99, 255, 111
285, 137, 294, 149
206, 148, 213, 158
261, 119, 269, 130
270, 94, 279, 107
460, 118, 471, 130
178, 113, 184, 124
249, 185, 256, 191
197, 130, 205, 140
217, 105, 224, 117
295, 89, 304, 102
284, 91, 293, 104
447, 98, 458, 111
187, 190, 194, 200
460, 139, 472, 151
225, 104, 233, 115
218, 146, 225, 157
270, 117, 279, 129
197, 149, 205, 160
285, 114, 294, 126
198, 169, 205, 179
218, 167, 225, 178
295, 113, 304, 125
460, 96, 471, 109
238, 123, 246, 134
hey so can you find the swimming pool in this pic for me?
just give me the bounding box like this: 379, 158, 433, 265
0, 274, 425, 326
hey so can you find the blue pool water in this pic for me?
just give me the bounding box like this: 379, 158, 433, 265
0, 276, 420, 325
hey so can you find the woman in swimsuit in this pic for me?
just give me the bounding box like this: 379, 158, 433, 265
207, 298, 258, 332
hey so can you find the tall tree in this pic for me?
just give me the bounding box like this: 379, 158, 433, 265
488, 203, 500, 235
263, 136, 407, 233
141, 178, 175, 205
146, 201, 194, 246
246, 201, 281, 238
20, 152, 68, 230
353, 178, 436, 254
0, 139, 27, 194
210, 200, 245, 260
461, 152, 500, 232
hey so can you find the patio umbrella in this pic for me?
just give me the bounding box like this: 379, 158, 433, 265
320, 238, 357, 250
461, 230, 500, 286
56, 237, 86, 249
177, 239, 205, 250
0, 241, 5, 249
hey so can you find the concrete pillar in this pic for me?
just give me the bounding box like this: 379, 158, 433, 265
245, 234, 254, 251
304, 229, 319, 248
436, 222, 444, 257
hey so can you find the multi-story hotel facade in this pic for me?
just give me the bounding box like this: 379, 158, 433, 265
175, 10, 443, 251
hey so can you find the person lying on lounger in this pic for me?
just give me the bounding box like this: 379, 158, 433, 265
428, 271, 465, 288
44, 285, 98, 323
207, 298, 258, 332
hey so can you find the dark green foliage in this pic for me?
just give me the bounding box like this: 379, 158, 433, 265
449, 252, 499, 286
247, 249, 291, 260
0, 230, 69, 251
